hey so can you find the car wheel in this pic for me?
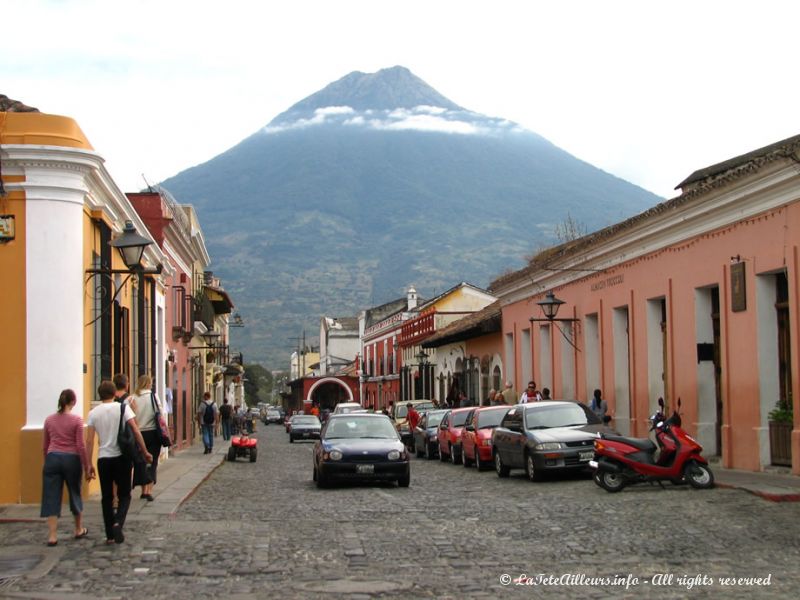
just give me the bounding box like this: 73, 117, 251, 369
494, 450, 510, 477
525, 452, 542, 482
249, 447, 257, 463
397, 474, 410, 487
463, 447, 473, 468
439, 444, 448, 462
451, 445, 462, 465
684, 461, 715, 489
316, 469, 328, 488
312, 466, 317, 482
475, 449, 484, 471
227, 446, 236, 462
426, 442, 434, 460
289, 435, 294, 443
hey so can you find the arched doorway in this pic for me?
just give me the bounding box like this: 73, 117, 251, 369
307, 377, 354, 411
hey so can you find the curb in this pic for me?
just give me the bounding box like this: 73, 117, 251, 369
716, 482, 800, 503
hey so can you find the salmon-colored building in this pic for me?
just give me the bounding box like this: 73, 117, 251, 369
492, 134, 800, 474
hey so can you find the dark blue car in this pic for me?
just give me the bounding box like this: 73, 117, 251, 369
313, 413, 410, 488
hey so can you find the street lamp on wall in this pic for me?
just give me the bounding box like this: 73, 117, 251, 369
529, 291, 581, 351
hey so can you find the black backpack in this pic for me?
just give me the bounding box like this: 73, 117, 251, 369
203, 402, 216, 424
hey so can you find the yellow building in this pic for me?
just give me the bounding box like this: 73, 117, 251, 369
0, 109, 168, 503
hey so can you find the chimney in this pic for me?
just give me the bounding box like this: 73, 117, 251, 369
407, 286, 418, 310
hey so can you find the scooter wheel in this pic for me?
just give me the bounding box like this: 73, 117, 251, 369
684, 461, 714, 489
598, 471, 626, 493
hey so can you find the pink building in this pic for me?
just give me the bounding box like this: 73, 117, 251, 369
492, 134, 800, 474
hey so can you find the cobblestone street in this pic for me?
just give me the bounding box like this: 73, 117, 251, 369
2, 426, 800, 599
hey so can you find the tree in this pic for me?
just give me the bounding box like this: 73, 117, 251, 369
243, 363, 272, 406
553, 211, 587, 244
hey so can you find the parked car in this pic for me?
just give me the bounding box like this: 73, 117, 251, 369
492, 401, 614, 481
412, 409, 448, 460
332, 402, 364, 415
313, 413, 410, 487
461, 405, 511, 470
285, 414, 296, 434
265, 409, 283, 424
392, 399, 437, 445
289, 415, 322, 442
437, 407, 474, 465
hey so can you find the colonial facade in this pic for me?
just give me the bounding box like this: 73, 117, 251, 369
0, 106, 237, 503
492, 134, 800, 474
398, 283, 497, 405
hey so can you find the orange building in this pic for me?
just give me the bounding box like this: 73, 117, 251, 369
0, 109, 168, 502
492, 134, 800, 474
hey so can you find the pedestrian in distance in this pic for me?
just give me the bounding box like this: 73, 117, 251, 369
86, 380, 152, 545
591, 389, 611, 423
484, 389, 496, 407
493, 391, 507, 405
541, 387, 552, 400
40, 389, 95, 546
519, 381, 542, 403
501, 381, 516, 405
197, 392, 218, 454
219, 398, 233, 441
129, 374, 163, 502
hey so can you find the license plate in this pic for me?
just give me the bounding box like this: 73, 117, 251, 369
356, 464, 374, 474
579, 450, 594, 461
303, 432, 310, 437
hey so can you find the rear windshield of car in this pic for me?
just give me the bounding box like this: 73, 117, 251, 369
394, 402, 434, 420
451, 411, 470, 427
477, 407, 509, 429
267, 411, 280, 416
294, 417, 320, 425
426, 413, 445, 428
524, 403, 600, 429
325, 418, 400, 440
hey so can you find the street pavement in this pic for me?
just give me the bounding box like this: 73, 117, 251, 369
1, 426, 800, 599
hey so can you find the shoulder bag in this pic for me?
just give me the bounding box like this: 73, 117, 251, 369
118, 403, 138, 459
152, 392, 172, 448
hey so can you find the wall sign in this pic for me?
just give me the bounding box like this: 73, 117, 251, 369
731, 261, 746, 312
0, 215, 15, 243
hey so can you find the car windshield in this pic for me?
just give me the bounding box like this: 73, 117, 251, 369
524, 403, 600, 429
325, 418, 399, 440
477, 407, 509, 429
451, 411, 470, 427
267, 411, 280, 416
293, 417, 320, 426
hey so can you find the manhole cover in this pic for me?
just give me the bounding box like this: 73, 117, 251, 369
0, 555, 41, 579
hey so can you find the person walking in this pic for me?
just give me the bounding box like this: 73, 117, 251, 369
197, 392, 218, 454
219, 398, 233, 441
86, 380, 152, 545
129, 374, 163, 502
541, 387, 552, 400
113, 374, 129, 404
501, 381, 517, 405
40, 389, 95, 546
591, 389, 611, 423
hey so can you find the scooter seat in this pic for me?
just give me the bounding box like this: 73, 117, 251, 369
603, 434, 657, 453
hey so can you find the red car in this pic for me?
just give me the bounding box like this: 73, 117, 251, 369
437, 407, 475, 465
461, 405, 511, 470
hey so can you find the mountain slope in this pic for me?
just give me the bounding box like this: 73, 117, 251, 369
161, 67, 662, 367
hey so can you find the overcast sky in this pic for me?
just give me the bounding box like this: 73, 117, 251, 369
4, 0, 799, 200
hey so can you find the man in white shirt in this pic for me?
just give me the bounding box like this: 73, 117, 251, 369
86, 380, 151, 545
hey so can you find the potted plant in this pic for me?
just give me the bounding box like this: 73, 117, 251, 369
768, 396, 793, 466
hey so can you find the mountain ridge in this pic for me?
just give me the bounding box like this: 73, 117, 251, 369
160, 66, 662, 368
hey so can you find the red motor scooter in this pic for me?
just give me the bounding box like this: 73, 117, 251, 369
590, 398, 714, 493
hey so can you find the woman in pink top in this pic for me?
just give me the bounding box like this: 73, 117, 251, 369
40, 389, 95, 546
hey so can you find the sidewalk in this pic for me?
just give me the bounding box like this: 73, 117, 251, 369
715, 466, 800, 502
0, 439, 231, 523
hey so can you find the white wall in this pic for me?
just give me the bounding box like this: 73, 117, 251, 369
612, 306, 631, 435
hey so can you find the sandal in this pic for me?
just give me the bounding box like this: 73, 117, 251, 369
74, 528, 89, 539
46, 540, 58, 547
